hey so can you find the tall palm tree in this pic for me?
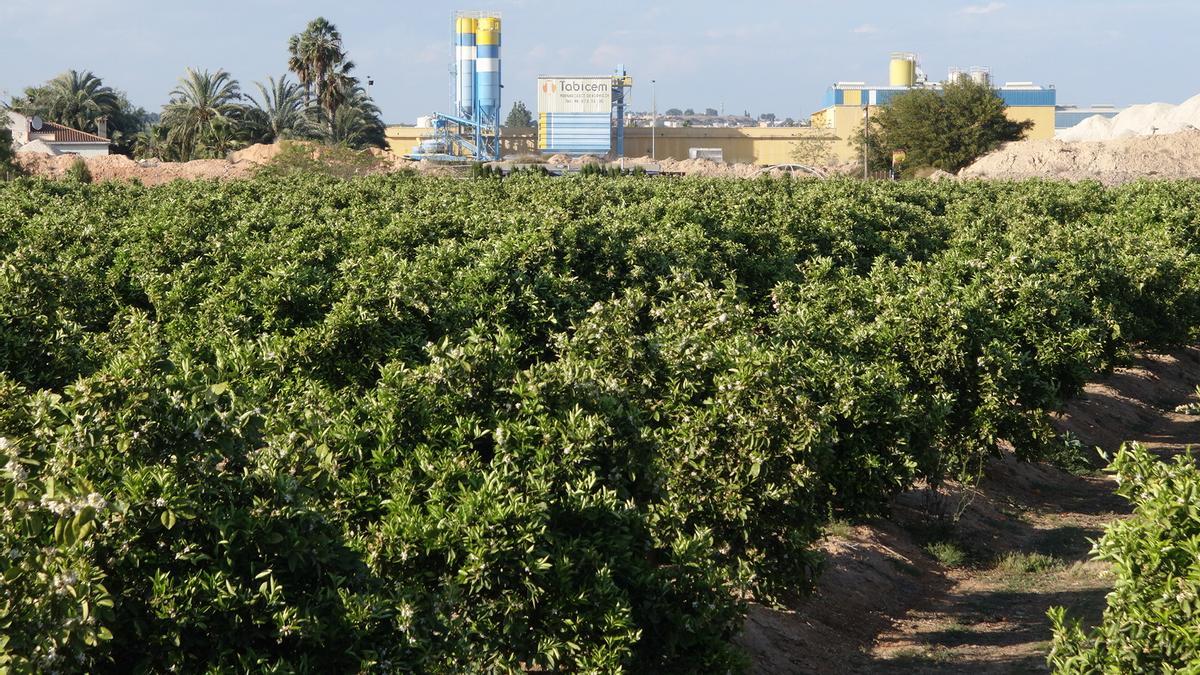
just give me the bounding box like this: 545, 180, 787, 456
317, 62, 357, 130
287, 18, 355, 130
160, 68, 245, 160
247, 75, 316, 143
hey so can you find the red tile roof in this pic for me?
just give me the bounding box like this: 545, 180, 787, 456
30, 119, 109, 144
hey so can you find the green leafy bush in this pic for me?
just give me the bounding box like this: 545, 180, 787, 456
65, 157, 92, 183
1, 175, 1199, 671
1049, 444, 1200, 673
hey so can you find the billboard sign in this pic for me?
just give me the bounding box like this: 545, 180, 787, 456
538, 77, 613, 114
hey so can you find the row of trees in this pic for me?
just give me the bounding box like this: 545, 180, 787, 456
4, 17, 385, 161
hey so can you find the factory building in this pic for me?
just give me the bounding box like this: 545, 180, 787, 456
811, 53, 1057, 162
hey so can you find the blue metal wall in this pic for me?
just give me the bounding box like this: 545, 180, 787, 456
823, 86, 1056, 109
997, 89, 1056, 107
1056, 110, 1120, 129
540, 112, 612, 154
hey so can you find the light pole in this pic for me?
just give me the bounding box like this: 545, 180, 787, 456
863, 104, 870, 180
651, 79, 657, 160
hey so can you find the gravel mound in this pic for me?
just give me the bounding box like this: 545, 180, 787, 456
960, 129, 1200, 184
1061, 94, 1200, 141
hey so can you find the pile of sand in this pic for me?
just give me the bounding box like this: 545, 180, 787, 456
960, 129, 1200, 184
1061, 94, 1200, 141
15, 143, 416, 186
228, 143, 284, 165
16, 152, 262, 186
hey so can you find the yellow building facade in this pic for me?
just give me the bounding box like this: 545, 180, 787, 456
386, 126, 842, 165
810, 81, 1057, 162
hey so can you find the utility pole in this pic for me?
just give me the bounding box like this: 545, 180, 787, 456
651, 79, 657, 160
863, 104, 870, 180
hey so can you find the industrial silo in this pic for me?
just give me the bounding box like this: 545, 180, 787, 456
889, 52, 917, 87
969, 66, 991, 87
476, 16, 502, 122
455, 15, 476, 118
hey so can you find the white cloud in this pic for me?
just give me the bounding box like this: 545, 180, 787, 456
961, 2, 1007, 14
852, 24, 879, 34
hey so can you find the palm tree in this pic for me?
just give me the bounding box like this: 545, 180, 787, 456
247, 75, 316, 143
317, 62, 357, 130
7, 70, 120, 134
326, 85, 386, 149
287, 18, 356, 131
160, 68, 245, 160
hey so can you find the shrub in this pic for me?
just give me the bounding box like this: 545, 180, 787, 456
1049, 444, 1200, 673
65, 157, 93, 183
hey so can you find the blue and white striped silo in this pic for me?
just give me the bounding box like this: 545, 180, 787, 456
455, 16, 476, 119
475, 16, 501, 121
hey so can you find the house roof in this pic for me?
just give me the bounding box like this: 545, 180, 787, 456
36, 120, 109, 144
19, 115, 109, 144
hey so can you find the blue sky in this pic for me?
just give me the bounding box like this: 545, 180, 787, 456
2, 0, 1196, 123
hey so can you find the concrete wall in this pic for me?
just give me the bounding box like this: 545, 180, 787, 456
621, 127, 839, 165
51, 144, 111, 157
385, 125, 840, 166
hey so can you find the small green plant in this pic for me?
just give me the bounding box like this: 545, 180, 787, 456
470, 162, 503, 178
824, 519, 855, 539
579, 162, 605, 177
1044, 431, 1102, 475
1049, 444, 1200, 673
925, 541, 968, 568
1174, 386, 1200, 414
890, 645, 954, 664
994, 551, 1062, 577
65, 157, 93, 183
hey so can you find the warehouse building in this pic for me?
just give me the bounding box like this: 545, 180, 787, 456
810, 53, 1057, 162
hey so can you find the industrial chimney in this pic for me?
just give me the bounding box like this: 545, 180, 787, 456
96, 116, 109, 139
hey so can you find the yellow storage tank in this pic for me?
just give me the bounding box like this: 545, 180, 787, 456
477, 16, 501, 42
889, 52, 916, 87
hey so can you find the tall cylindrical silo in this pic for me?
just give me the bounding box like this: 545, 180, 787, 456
476, 16, 501, 120
456, 15, 477, 118
889, 52, 916, 87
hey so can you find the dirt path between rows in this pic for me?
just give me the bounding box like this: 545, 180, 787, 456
740, 348, 1200, 673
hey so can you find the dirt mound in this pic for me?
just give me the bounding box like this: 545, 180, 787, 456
960, 129, 1200, 184
15, 143, 417, 186
228, 143, 283, 165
